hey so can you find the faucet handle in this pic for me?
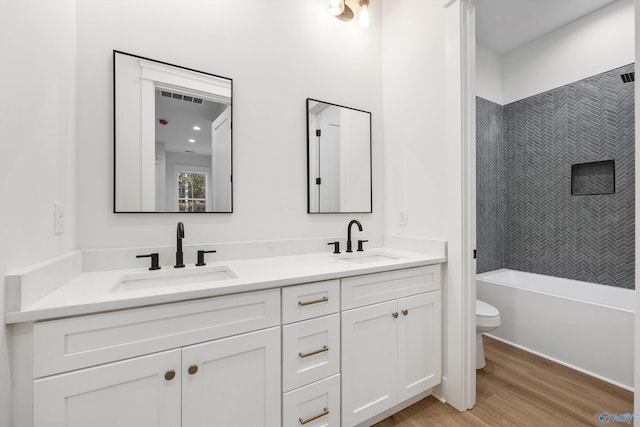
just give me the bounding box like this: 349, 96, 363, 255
136, 253, 161, 270
357, 240, 368, 252
327, 241, 340, 254
196, 250, 217, 266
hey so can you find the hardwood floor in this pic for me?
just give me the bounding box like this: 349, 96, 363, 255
375, 336, 633, 427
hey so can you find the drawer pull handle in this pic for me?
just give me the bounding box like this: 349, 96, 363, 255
298, 296, 328, 307
299, 346, 329, 358
188, 365, 198, 375
164, 370, 176, 381
402, 309, 409, 316
392, 312, 399, 318
299, 407, 329, 425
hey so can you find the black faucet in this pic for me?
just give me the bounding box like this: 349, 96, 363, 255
175, 222, 185, 268
346, 219, 363, 253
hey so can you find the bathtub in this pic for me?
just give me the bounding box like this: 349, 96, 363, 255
477, 269, 635, 390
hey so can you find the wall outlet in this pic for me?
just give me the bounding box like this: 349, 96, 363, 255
54, 202, 64, 235
400, 209, 408, 226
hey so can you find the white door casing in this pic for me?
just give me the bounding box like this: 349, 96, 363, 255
211, 105, 232, 212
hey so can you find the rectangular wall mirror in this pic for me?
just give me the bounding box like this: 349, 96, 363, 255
114, 51, 233, 213
307, 99, 372, 213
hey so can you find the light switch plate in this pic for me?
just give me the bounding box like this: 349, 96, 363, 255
400, 209, 408, 226
54, 202, 64, 234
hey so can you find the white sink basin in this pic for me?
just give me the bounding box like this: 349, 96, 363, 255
111, 266, 237, 292
338, 252, 404, 264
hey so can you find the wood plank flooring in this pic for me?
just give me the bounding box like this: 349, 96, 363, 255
375, 336, 633, 427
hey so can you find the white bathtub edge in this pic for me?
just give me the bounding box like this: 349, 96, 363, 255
476, 279, 635, 314
484, 333, 634, 392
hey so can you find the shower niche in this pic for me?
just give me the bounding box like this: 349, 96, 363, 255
571, 160, 615, 196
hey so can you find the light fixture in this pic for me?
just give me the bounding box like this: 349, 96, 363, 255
329, 0, 370, 26
188, 139, 195, 144
357, 0, 370, 27
193, 125, 201, 131
329, 0, 345, 16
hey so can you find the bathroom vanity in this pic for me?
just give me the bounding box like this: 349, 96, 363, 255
6, 249, 443, 427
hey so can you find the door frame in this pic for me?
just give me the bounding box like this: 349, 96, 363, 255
442, 0, 477, 411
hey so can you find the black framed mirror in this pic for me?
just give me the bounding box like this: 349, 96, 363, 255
306, 99, 372, 213
114, 51, 233, 213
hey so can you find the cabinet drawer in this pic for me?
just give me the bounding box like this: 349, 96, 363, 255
283, 374, 341, 427
341, 265, 440, 309
282, 314, 340, 392
282, 280, 340, 324
33, 289, 280, 378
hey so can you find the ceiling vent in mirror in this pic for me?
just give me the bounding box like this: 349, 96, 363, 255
160, 90, 204, 104
621, 72, 634, 83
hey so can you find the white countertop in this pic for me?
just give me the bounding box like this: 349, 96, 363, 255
5, 248, 445, 324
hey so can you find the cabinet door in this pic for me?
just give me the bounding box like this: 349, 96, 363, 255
33, 349, 181, 427
341, 300, 398, 427
182, 327, 281, 427
397, 291, 441, 401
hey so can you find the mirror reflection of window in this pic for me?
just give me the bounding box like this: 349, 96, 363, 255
177, 171, 207, 213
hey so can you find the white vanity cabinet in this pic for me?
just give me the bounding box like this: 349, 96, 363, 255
341, 266, 442, 426
12, 259, 444, 427
29, 289, 281, 427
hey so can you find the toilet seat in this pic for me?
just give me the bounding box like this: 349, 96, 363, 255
476, 300, 501, 328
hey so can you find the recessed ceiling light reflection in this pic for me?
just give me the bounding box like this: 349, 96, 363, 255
188, 139, 195, 143
193, 126, 201, 131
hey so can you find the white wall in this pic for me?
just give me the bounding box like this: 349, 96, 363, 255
383, 0, 447, 240
502, 0, 634, 104
0, 1, 77, 424
476, 43, 503, 104
76, 0, 384, 249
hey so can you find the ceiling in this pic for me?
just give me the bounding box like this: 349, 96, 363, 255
475, 0, 618, 55
155, 90, 227, 157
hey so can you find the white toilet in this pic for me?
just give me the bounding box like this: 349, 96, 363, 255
476, 300, 501, 369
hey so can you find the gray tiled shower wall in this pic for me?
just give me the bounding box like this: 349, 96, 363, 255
476, 64, 635, 289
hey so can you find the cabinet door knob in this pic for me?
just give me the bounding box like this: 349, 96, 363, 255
392, 312, 399, 318
402, 309, 409, 316
188, 365, 198, 375
164, 370, 176, 381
